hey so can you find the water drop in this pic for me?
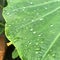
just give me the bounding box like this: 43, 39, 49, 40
52, 53, 55, 57
29, 42, 31, 45
7, 12, 10, 15
25, 37, 27, 39
23, 7, 26, 9
50, 49, 52, 52
9, 25, 11, 27
41, 41, 43, 44
36, 42, 39, 45
35, 48, 40, 51
22, 7, 26, 11
32, 20, 34, 22
38, 34, 41, 37
40, 18, 43, 21
50, 24, 54, 27
36, 13, 39, 16
33, 31, 36, 34
44, 7, 48, 9
13, 9, 16, 12
30, 28, 33, 31
35, 51, 39, 54
48, 54, 50, 56
30, 2, 33, 4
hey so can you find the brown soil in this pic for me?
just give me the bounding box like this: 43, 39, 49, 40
0, 35, 6, 60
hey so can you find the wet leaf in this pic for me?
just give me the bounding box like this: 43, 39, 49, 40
3, 0, 60, 60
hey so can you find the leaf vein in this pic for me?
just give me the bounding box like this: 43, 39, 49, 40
41, 33, 60, 60
20, 6, 60, 28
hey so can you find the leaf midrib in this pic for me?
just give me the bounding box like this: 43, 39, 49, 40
41, 33, 60, 60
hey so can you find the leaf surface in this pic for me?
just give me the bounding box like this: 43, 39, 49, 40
3, 0, 60, 60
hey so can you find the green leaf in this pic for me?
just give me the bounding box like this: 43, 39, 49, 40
3, 0, 60, 60
12, 49, 19, 59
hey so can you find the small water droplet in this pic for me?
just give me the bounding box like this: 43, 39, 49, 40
41, 41, 43, 44
48, 54, 50, 56
50, 49, 52, 52
23, 7, 25, 9
36, 42, 39, 45
44, 7, 48, 9
9, 25, 11, 27
33, 31, 36, 34
35, 48, 40, 51
30, 2, 33, 4
50, 24, 54, 27
29, 42, 31, 45
13, 9, 16, 12
7, 13, 10, 15
30, 28, 33, 31
22, 7, 26, 11
40, 18, 43, 21
37, 39, 40, 41
36, 13, 39, 16
38, 34, 41, 37
52, 54, 55, 57
25, 37, 27, 39
35, 51, 39, 54
32, 20, 34, 22
23, 18, 26, 21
